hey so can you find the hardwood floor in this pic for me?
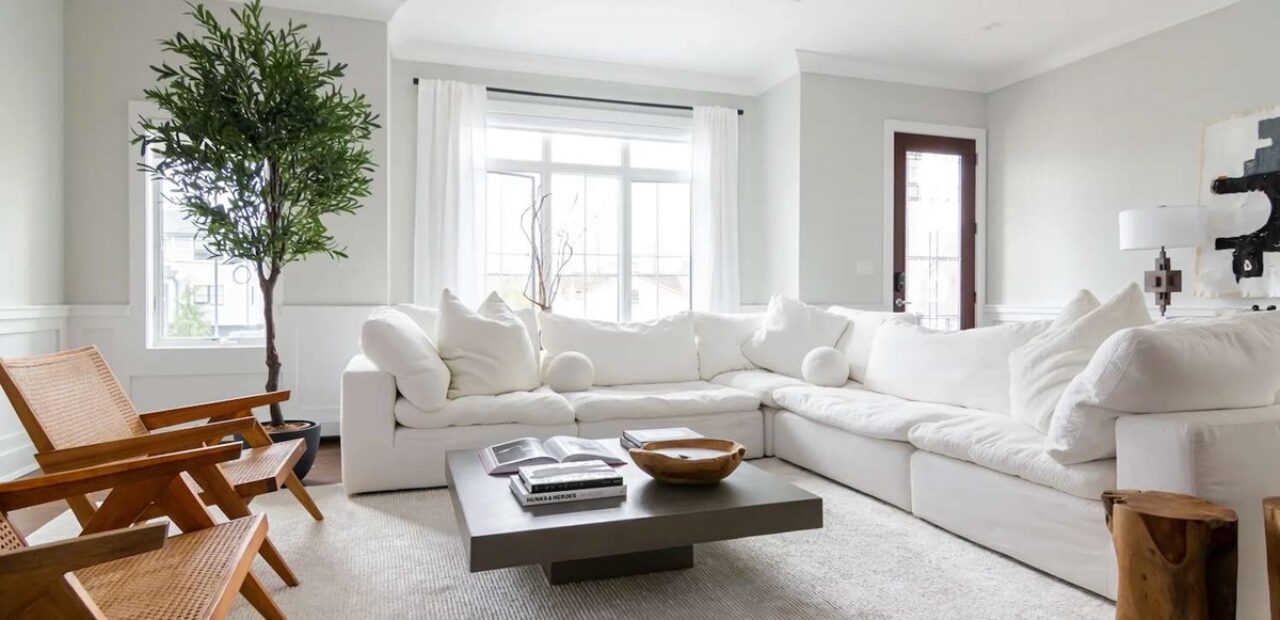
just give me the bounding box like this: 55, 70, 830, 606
9, 436, 343, 537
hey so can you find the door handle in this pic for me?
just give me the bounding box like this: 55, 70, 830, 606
894, 299, 910, 308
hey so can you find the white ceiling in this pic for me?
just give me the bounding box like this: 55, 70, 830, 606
279, 0, 1244, 94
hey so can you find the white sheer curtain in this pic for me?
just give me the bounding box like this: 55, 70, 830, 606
691, 106, 741, 312
413, 79, 488, 306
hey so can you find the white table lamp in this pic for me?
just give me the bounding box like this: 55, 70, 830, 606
1118, 205, 1208, 316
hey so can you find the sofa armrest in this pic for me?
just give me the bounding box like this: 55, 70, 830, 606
1116, 406, 1280, 617
341, 354, 399, 493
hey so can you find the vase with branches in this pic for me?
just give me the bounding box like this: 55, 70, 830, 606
522, 191, 576, 312
133, 0, 379, 455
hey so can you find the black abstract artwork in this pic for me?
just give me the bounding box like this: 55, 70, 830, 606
1212, 117, 1280, 281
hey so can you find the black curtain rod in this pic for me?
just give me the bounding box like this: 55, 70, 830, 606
411, 79, 744, 116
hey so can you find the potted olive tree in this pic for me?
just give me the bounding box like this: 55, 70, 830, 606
135, 0, 378, 478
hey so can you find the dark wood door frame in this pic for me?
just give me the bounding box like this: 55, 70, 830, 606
892, 132, 977, 329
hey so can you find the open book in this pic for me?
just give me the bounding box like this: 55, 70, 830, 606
479, 436, 625, 475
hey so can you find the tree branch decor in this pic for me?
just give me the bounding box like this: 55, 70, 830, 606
522, 191, 575, 312
133, 0, 379, 428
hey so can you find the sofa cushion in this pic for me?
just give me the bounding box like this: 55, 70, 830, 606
908, 415, 1116, 499
773, 384, 987, 442
360, 307, 450, 412
1046, 311, 1280, 464
693, 312, 763, 379
392, 303, 439, 338
828, 306, 917, 383
436, 290, 541, 398
1008, 284, 1151, 432
563, 381, 761, 422
864, 321, 1050, 415
539, 312, 700, 386
709, 369, 807, 408
742, 296, 849, 379
393, 387, 574, 429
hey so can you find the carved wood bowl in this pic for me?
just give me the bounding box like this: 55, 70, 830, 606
629, 438, 747, 485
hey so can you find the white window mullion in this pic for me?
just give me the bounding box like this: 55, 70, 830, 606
618, 141, 632, 322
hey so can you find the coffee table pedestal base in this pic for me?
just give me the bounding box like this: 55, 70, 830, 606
541, 546, 694, 585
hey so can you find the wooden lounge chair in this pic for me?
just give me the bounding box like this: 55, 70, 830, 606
0, 444, 286, 619
0, 346, 322, 586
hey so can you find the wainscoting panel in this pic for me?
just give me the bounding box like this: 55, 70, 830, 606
0, 306, 70, 480
66, 304, 377, 438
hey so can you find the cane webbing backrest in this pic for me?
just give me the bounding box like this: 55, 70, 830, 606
0, 347, 147, 450
0, 514, 24, 552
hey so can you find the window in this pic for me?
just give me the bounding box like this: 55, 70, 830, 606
144, 146, 265, 347
485, 108, 693, 323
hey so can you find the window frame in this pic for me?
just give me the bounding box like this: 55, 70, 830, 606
136, 110, 268, 350
485, 108, 693, 322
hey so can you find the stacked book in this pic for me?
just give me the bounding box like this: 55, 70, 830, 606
621, 427, 703, 450
509, 460, 625, 506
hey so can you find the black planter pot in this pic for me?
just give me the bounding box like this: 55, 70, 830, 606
263, 419, 322, 480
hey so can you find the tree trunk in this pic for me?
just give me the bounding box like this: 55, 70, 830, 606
1103, 490, 1238, 620
260, 271, 284, 427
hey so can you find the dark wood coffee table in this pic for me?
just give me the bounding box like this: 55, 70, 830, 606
444, 441, 823, 584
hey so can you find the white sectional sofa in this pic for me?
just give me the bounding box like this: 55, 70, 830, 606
341, 296, 1280, 617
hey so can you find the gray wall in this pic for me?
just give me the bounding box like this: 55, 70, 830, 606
389, 59, 760, 303
63, 0, 389, 306
987, 0, 1280, 307
799, 73, 986, 306
754, 75, 802, 301
1, 0, 64, 306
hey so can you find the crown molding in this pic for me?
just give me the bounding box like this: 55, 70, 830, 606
248, 0, 405, 22
795, 50, 986, 93
392, 41, 762, 97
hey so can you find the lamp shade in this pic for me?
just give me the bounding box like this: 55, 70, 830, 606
1118, 205, 1208, 251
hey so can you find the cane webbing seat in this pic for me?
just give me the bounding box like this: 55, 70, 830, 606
76, 516, 264, 620
0, 515, 23, 552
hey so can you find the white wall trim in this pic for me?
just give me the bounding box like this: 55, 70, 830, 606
0, 306, 69, 480
0, 306, 70, 321
883, 121, 988, 327
984, 303, 1231, 324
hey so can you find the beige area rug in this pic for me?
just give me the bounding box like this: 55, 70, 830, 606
35, 459, 1113, 619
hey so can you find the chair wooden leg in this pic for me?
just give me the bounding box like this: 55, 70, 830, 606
283, 473, 323, 521
189, 467, 300, 588
239, 571, 287, 620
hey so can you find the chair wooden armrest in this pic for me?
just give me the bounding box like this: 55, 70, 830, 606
35, 418, 258, 474
0, 444, 242, 512
0, 523, 166, 576
138, 390, 291, 430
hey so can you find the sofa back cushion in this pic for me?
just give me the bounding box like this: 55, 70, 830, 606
1046, 311, 1280, 464
1008, 284, 1151, 432
828, 306, 918, 383
361, 307, 450, 412
864, 320, 1050, 414
436, 290, 541, 398
741, 296, 849, 379
693, 312, 763, 379
539, 311, 699, 386
393, 304, 439, 338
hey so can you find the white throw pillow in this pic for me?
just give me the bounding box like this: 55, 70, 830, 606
1050, 290, 1100, 330
544, 352, 594, 393
360, 307, 450, 411
1008, 284, 1151, 432
742, 296, 850, 379
435, 290, 541, 398
864, 320, 1050, 414
1046, 312, 1280, 464
538, 312, 700, 386
693, 312, 764, 379
828, 306, 919, 383
802, 347, 849, 387
392, 303, 439, 338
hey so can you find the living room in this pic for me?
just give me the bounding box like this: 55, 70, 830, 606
3, 0, 1279, 617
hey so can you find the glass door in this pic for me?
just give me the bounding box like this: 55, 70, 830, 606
893, 133, 976, 330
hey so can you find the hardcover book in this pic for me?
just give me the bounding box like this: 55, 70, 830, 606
479, 436, 624, 476
508, 475, 626, 506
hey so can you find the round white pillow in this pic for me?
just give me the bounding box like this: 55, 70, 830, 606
545, 352, 594, 392
802, 346, 849, 387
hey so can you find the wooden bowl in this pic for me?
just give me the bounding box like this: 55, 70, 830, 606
629, 438, 746, 485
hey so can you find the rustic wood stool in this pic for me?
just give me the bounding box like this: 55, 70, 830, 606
1103, 490, 1238, 620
